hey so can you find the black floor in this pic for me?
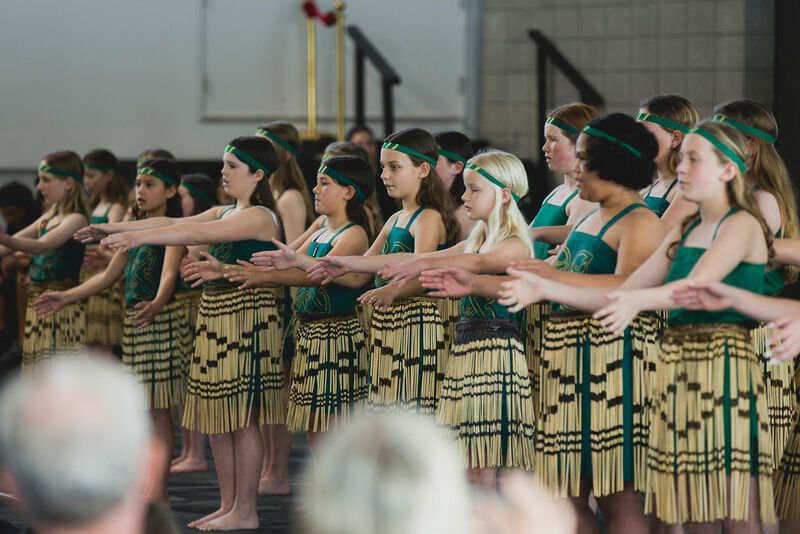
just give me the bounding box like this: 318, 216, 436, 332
0, 429, 311, 534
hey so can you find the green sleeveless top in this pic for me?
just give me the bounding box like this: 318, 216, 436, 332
294, 223, 364, 316
552, 203, 648, 312
29, 227, 86, 282
207, 206, 277, 265
375, 206, 426, 288
124, 245, 166, 303
531, 187, 579, 260
666, 211, 766, 325
643, 178, 678, 217
457, 248, 521, 320
90, 204, 113, 225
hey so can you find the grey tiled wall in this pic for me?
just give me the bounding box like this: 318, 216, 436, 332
481, 0, 773, 161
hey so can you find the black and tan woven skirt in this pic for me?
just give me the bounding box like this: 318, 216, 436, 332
436, 317, 535, 470
80, 265, 124, 346
646, 322, 774, 524
775, 402, 800, 520
367, 296, 447, 414
173, 289, 202, 373
524, 302, 549, 418
536, 311, 660, 498
285, 312, 369, 433
182, 284, 285, 434
751, 323, 796, 468
121, 300, 190, 410
22, 280, 85, 370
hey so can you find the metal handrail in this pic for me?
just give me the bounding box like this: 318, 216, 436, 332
347, 25, 401, 136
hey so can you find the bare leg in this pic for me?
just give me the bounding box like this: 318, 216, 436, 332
258, 361, 292, 496
595, 482, 647, 534
721, 476, 766, 534
198, 420, 262, 531
571, 478, 603, 534
467, 467, 497, 488
147, 408, 173, 505
171, 404, 189, 465
172, 404, 208, 474
188, 432, 234, 528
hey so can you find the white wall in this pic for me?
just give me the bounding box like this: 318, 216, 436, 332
0, 0, 472, 174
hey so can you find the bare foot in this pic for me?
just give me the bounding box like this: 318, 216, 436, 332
171, 451, 188, 466
171, 457, 208, 474
258, 477, 290, 496
197, 510, 259, 531
187, 507, 230, 529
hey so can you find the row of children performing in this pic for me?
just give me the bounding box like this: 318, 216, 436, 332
11, 96, 800, 532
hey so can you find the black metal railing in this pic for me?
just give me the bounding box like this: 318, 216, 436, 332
347, 25, 401, 137
528, 29, 604, 178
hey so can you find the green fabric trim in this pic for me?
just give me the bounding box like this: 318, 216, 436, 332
546, 116, 580, 136
257, 129, 299, 156
138, 166, 177, 186
321, 153, 331, 162
437, 148, 467, 164
636, 112, 690, 134
465, 162, 521, 202
38, 164, 83, 184
317, 165, 367, 202
85, 164, 117, 173
381, 142, 438, 167
713, 115, 777, 144
689, 127, 747, 173
581, 125, 643, 158
180, 180, 215, 207
224, 145, 273, 177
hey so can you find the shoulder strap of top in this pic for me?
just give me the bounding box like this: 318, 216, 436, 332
219, 206, 235, 219
541, 188, 559, 205
680, 218, 702, 244
404, 206, 426, 230
597, 203, 648, 239
712, 209, 738, 241
664, 177, 679, 197
103, 204, 113, 217
573, 208, 598, 233
326, 222, 356, 244
643, 181, 657, 199
560, 188, 580, 207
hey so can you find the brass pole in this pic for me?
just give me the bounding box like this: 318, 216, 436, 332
334, 2, 346, 141
305, 16, 317, 139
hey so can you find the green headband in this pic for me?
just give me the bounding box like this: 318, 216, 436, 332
318, 165, 367, 202
465, 162, 520, 202
257, 129, 298, 156
437, 148, 467, 164
381, 142, 438, 167
321, 154, 331, 162
636, 112, 690, 134
85, 163, 118, 173
138, 166, 177, 186
713, 115, 777, 144
581, 125, 643, 158
689, 127, 747, 173
545, 116, 580, 136
224, 145, 272, 177
180, 180, 215, 207
38, 164, 83, 184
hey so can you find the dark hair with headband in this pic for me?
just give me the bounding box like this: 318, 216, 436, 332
668, 120, 773, 265
713, 100, 798, 252
136, 148, 175, 169
134, 158, 181, 219
256, 121, 314, 226
383, 128, 460, 246
325, 141, 369, 162
547, 102, 599, 142
225, 136, 279, 216
38, 150, 90, 230
639, 95, 700, 175
83, 148, 129, 208
434, 130, 473, 207
581, 113, 658, 190
321, 156, 375, 239
180, 173, 216, 215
